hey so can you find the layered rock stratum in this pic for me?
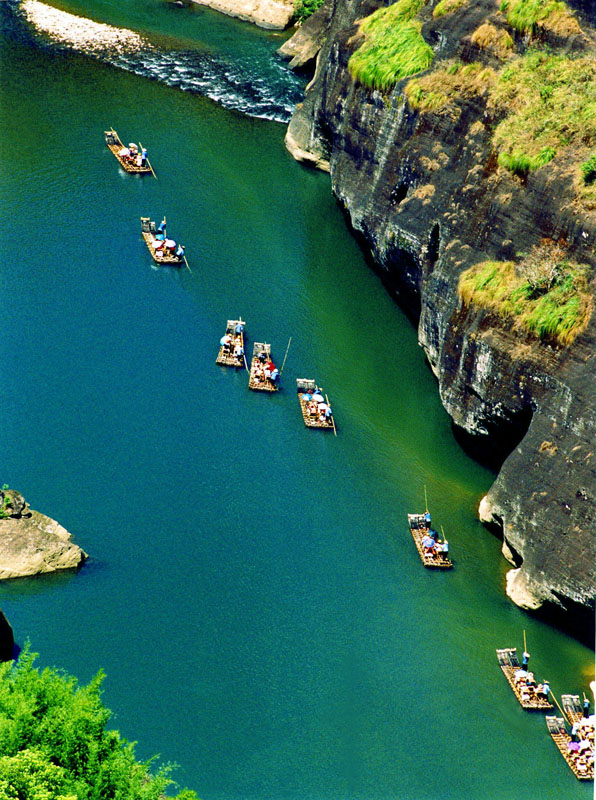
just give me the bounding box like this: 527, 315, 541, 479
281, 0, 596, 617
0, 490, 87, 580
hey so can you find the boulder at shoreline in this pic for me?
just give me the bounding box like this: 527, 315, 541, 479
0, 490, 87, 580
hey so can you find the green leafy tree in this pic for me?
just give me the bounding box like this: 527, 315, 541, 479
0, 647, 200, 800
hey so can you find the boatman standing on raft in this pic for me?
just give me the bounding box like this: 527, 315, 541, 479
522, 650, 530, 670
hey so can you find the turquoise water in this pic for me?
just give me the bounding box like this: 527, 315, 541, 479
0, 3, 593, 798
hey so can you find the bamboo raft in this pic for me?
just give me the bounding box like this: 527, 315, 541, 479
248, 343, 279, 392
546, 716, 594, 780
140, 217, 183, 265
561, 694, 585, 725
296, 379, 335, 430
105, 129, 154, 175
216, 319, 246, 367
496, 648, 553, 710
407, 514, 452, 568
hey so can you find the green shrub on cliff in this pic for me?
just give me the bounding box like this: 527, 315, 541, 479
581, 153, 596, 184
500, 0, 579, 35
0, 647, 199, 800
294, 0, 325, 23
490, 50, 596, 174
459, 242, 593, 345
348, 0, 433, 91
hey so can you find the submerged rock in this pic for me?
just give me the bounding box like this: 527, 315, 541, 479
284, 0, 596, 616
0, 490, 87, 580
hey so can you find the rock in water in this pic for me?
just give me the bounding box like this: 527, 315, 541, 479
0, 490, 87, 580
0, 609, 14, 662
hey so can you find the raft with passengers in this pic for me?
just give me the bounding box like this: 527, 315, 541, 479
248, 343, 279, 391
296, 379, 335, 432
105, 129, 154, 176
546, 713, 594, 780
496, 647, 553, 710
216, 320, 246, 368
407, 508, 451, 568
140, 217, 186, 266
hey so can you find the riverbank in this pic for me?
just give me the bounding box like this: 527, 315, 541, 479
190, 0, 295, 29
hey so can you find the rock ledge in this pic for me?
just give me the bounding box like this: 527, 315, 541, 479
0, 490, 87, 580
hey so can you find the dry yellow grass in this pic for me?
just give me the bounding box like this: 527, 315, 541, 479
433, 0, 469, 17
470, 23, 514, 59
405, 61, 496, 115
458, 244, 593, 346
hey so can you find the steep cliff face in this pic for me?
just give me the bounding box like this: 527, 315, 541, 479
283, 0, 596, 614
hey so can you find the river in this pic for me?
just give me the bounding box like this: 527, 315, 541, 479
0, 1, 593, 798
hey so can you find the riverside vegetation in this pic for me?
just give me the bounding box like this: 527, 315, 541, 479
348, 0, 433, 91
0, 648, 198, 800
459, 241, 593, 345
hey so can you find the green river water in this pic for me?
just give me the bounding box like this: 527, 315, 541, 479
0, 1, 593, 797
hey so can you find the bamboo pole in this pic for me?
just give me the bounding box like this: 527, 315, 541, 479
424, 485, 428, 513
440, 525, 447, 544
325, 393, 337, 436
551, 691, 571, 726
183, 255, 191, 274
243, 353, 249, 372
280, 337, 292, 374
523, 630, 527, 653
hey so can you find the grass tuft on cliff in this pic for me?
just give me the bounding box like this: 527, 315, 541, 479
470, 23, 514, 58
348, 0, 433, 91
490, 51, 596, 175
433, 0, 468, 17
500, 0, 579, 35
459, 241, 593, 345
405, 61, 496, 115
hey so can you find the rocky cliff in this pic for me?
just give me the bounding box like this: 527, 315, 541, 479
0, 490, 87, 580
189, 0, 295, 29
281, 0, 596, 618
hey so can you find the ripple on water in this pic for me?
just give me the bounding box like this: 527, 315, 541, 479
14, 0, 303, 122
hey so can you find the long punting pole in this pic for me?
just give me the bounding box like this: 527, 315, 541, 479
138, 141, 157, 179
551, 692, 571, 726
440, 525, 447, 544
523, 630, 527, 652
424, 485, 428, 513
280, 337, 292, 374
183, 255, 192, 274
325, 393, 337, 437
243, 353, 249, 372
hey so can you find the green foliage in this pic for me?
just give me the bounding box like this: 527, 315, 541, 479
0, 493, 12, 520
490, 50, 596, 174
581, 153, 596, 184
458, 245, 592, 345
348, 0, 433, 91
500, 0, 572, 33
497, 146, 555, 175
433, 0, 468, 17
294, 0, 325, 23
0, 647, 200, 800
